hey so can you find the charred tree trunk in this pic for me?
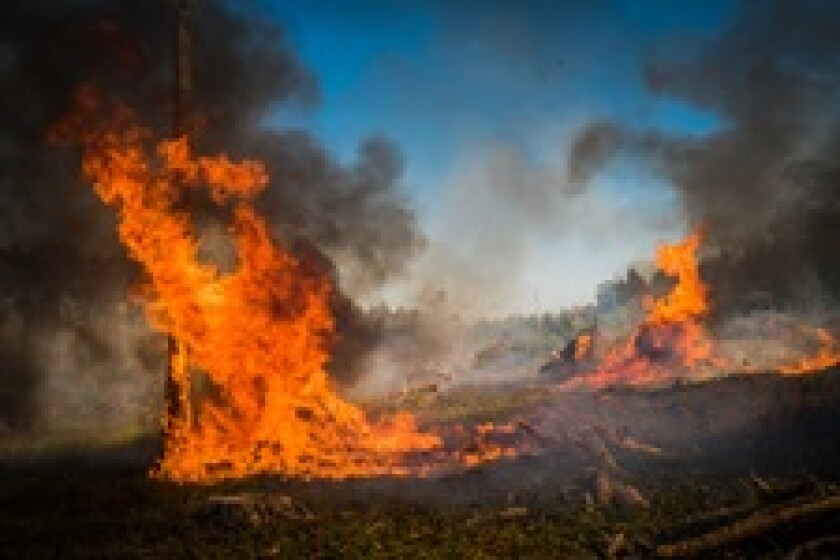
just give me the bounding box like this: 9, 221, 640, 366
163, 0, 192, 439
174, 0, 191, 135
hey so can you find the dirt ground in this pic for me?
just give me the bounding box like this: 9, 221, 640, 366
3, 368, 840, 558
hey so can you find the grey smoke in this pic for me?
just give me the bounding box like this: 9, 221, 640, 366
0, 0, 422, 432
569, 0, 840, 314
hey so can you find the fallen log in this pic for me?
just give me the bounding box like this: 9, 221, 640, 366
590, 470, 649, 510
596, 425, 665, 457
656, 495, 840, 558
199, 492, 314, 526
786, 535, 840, 560
516, 420, 555, 448
580, 428, 619, 470
617, 435, 664, 456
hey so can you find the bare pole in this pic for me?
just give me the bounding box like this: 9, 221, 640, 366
163, 0, 192, 440
173, 0, 191, 137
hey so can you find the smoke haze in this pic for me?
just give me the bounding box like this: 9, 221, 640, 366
0, 0, 422, 431
5, 0, 840, 433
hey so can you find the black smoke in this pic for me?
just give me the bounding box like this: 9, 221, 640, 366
0, 1, 422, 431
570, 0, 840, 315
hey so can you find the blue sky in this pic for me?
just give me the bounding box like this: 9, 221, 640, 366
248, 1, 734, 312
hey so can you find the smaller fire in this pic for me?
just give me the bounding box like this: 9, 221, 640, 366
779, 326, 840, 375
566, 230, 722, 389
573, 333, 593, 362
457, 422, 521, 467
563, 229, 840, 390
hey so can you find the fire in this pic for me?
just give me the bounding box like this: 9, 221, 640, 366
56, 96, 521, 482
56, 91, 839, 481
564, 229, 840, 389
573, 333, 593, 362
450, 422, 523, 468
645, 230, 708, 324
567, 230, 722, 389
779, 326, 840, 375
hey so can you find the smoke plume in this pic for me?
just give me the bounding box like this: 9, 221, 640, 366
0, 0, 422, 432
571, 0, 840, 314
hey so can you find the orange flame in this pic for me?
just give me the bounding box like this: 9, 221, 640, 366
564, 229, 840, 389
568, 230, 722, 389
779, 326, 840, 375
646, 230, 708, 325
57, 99, 524, 482
573, 333, 593, 362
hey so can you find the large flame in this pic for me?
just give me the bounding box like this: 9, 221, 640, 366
57, 98, 473, 482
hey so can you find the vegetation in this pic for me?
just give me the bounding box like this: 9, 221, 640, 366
6, 369, 840, 558
2, 462, 838, 558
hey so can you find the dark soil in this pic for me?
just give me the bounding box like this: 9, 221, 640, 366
3, 369, 840, 558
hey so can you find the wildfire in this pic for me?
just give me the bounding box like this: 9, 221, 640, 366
564, 229, 840, 389
56, 94, 521, 482
55, 89, 840, 481
566, 230, 722, 389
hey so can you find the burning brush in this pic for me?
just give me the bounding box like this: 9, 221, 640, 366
560, 231, 840, 390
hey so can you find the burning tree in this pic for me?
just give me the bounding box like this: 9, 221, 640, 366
54, 94, 450, 482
